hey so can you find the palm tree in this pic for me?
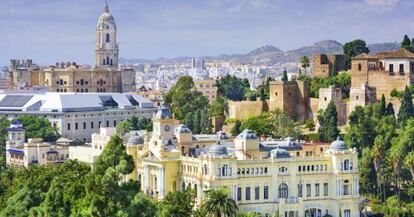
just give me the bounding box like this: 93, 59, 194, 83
389, 148, 403, 202
202, 188, 238, 217
300, 56, 310, 75
209, 96, 229, 119
372, 138, 385, 200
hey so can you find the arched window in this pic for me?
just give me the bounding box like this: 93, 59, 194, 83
110, 59, 113, 66
344, 159, 350, 170
103, 59, 106, 65
204, 164, 208, 175
80, 79, 84, 85
106, 33, 110, 43
279, 183, 288, 199
106, 57, 110, 65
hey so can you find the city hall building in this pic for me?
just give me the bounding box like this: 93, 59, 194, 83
126, 107, 363, 217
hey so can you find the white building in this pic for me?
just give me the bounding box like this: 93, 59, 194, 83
6, 121, 69, 167
0, 92, 157, 142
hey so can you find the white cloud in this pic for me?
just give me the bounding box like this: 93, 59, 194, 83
365, 0, 398, 6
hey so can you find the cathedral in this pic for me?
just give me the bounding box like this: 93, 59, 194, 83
8, 2, 135, 93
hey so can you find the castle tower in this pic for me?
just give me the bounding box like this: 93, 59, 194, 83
95, 1, 119, 69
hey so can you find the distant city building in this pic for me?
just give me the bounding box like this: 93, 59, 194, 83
6, 121, 70, 167
0, 92, 157, 142
8, 2, 135, 93
194, 78, 218, 102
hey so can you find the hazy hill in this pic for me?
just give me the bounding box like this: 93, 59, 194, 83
120, 40, 400, 65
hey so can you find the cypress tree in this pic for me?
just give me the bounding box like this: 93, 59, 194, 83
193, 110, 202, 134
282, 69, 288, 82
318, 101, 339, 142
398, 86, 414, 123
379, 94, 387, 115
260, 88, 265, 101
386, 102, 395, 116
402, 35, 411, 48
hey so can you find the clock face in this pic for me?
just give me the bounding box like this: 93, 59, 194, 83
164, 125, 171, 132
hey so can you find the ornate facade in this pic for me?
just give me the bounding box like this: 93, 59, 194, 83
126, 107, 363, 217
8, 2, 135, 93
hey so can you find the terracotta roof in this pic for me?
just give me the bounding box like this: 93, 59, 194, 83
352, 53, 377, 60
381, 48, 414, 59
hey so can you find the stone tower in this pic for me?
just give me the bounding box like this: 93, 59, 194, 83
95, 1, 119, 69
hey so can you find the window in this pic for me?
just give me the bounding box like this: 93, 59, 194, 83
343, 184, 349, 195
91, 122, 94, 129
246, 187, 251, 200
344, 210, 351, 217
222, 164, 228, 176
324, 183, 328, 196
106, 121, 109, 127
279, 183, 288, 199
358, 63, 362, 71
306, 184, 311, 197
399, 64, 404, 73
113, 120, 116, 127
264, 186, 269, 199
389, 64, 394, 73
204, 164, 208, 175
298, 184, 303, 197
344, 159, 350, 170
237, 187, 242, 201
255, 186, 260, 200
67, 123, 71, 130
75, 122, 78, 130
298, 166, 301, 172
83, 122, 86, 129
315, 184, 320, 197
106, 33, 110, 43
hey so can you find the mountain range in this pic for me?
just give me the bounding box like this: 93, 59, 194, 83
120, 40, 400, 65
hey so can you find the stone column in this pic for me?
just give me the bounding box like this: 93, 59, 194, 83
159, 167, 165, 198
144, 165, 149, 194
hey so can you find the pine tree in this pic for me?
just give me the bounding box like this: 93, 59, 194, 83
318, 101, 339, 142
398, 86, 414, 124
402, 35, 411, 48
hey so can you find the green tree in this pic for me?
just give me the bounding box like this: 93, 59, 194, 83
359, 147, 378, 196
126, 192, 158, 217
345, 106, 376, 150
2, 186, 42, 217
17, 116, 59, 142
267, 109, 302, 139
116, 119, 133, 135
93, 135, 134, 176
231, 120, 242, 136
209, 96, 229, 119
402, 35, 411, 48
318, 102, 339, 142
164, 76, 209, 120
202, 188, 238, 217
281, 69, 288, 81
397, 86, 414, 124
159, 190, 194, 217
343, 39, 370, 69
385, 102, 395, 116
300, 56, 310, 75
216, 75, 250, 101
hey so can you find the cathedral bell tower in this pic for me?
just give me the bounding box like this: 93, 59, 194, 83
95, 1, 119, 69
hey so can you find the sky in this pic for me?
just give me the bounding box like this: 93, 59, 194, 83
0, 0, 414, 65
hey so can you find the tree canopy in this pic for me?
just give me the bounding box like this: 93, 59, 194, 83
343, 39, 370, 69
216, 75, 250, 101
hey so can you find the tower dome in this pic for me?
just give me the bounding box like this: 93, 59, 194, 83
207, 141, 228, 157
329, 137, 348, 151
97, 1, 117, 30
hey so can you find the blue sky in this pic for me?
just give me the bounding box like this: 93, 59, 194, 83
0, 0, 413, 65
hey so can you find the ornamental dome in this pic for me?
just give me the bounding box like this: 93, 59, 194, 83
236, 129, 257, 140
155, 106, 172, 119
175, 124, 192, 134
97, 2, 117, 30
207, 141, 228, 157
329, 137, 348, 151
270, 147, 290, 158
127, 134, 144, 146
